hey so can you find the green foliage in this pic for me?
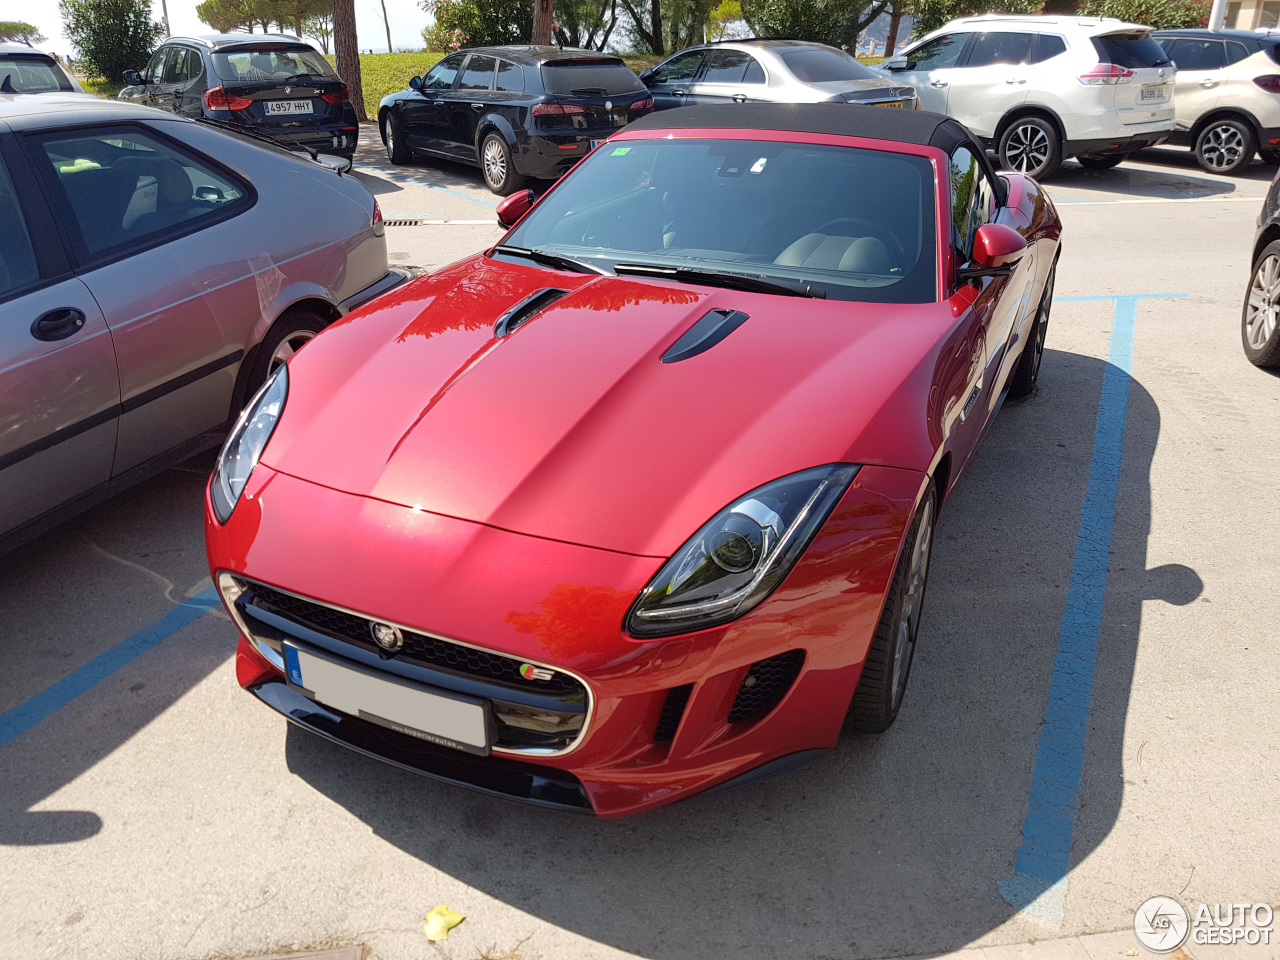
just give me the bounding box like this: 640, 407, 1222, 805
708, 0, 745, 38
1075, 0, 1208, 27
908, 0, 1037, 36
327, 51, 441, 115
554, 0, 621, 49
0, 21, 47, 43
60, 0, 164, 81
419, 0, 530, 49
741, 0, 889, 48
196, 0, 333, 34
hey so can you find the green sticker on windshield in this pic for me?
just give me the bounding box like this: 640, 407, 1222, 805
610, 147, 631, 156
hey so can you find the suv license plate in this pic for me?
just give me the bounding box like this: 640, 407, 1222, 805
266, 99, 313, 115
1140, 86, 1167, 102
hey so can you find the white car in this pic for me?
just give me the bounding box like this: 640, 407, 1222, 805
879, 15, 1176, 178
1153, 29, 1280, 174
0, 41, 84, 94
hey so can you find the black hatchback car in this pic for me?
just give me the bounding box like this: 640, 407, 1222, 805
119, 34, 359, 159
378, 46, 654, 194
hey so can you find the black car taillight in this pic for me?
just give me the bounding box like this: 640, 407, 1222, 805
322, 82, 350, 104
630, 96, 654, 112
531, 102, 586, 116
205, 85, 252, 110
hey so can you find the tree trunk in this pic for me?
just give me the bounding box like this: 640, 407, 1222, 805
532, 0, 554, 44
884, 7, 901, 56
333, 0, 366, 121
295, 14, 303, 36
379, 0, 392, 51
651, 0, 664, 55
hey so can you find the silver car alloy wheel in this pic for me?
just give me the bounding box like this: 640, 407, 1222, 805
385, 120, 395, 160
483, 137, 506, 188
1005, 122, 1051, 174
269, 330, 316, 374
1246, 253, 1280, 349
1202, 123, 1245, 170
890, 496, 933, 710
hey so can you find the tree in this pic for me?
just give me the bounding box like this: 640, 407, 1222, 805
304, 5, 335, 50
420, 0, 531, 48
1075, 0, 1209, 27
907, 0, 1035, 36
617, 0, 665, 54
707, 0, 748, 39
741, 0, 889, 48
60, 0, 163, 81
882, 0, 903, 54
196, 0, 254, 32
0, 21, 47, 43
554, 0, 621, 48
532, 0, 553, 42
333, 0, 365, 120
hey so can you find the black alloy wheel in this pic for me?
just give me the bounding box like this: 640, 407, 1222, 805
999, 115, 1063, 180
384, 111, 410, 165
1008, 261, 1056, 398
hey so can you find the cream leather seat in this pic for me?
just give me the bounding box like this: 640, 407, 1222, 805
774, 234, 891, 274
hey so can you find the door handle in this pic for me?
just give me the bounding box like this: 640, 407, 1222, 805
1005, 78, 1026, 84
673, 89, 686, 97
930, 80, 948, 88
731, 94, 747, 102
31, 307, 87, 342
1200, 79, 1218, 87
471, 102, 484, 111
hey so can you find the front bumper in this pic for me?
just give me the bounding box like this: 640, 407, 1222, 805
207, 462, 924, 815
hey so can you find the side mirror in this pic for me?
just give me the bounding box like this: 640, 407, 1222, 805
884, 59, 910, 71
496, 188, 535, 229
639, 67, 655, 84
123, 69, 145, 85
408, 75, 422, 90
957, 223, 1026, 283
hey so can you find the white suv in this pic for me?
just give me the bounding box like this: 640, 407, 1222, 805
878, 15, 1176, 179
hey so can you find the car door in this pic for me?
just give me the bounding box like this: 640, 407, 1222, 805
1157, 38, 1226, 132
149, 44, 189, 114
943, 31, 1036, 138
645, 49, 706, 110
688, 49, 766, 106
405, 53, 464, 152
25, 122, 255, 476
167, 45, 209, 119
139, 46, 170, 109
0, 135, 120, 538
449, 53, 496, 160
883, 33, 972, 114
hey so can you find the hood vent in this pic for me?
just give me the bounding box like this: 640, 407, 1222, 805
661, 309, 749, 363
494, 287, 570, 338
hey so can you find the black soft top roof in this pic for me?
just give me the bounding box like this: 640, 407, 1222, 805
626, 102, 972, 150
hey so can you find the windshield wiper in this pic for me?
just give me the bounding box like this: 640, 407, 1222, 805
492, 244, 608, 275
196, 117, 319, 159
613, 263, 826, 299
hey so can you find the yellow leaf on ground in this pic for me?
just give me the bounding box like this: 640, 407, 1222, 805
423, 904, 465, 942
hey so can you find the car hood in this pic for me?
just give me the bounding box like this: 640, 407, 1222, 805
263, 254, 946, 558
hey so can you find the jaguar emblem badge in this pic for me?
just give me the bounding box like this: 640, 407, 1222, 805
519, 663, 555, 681
370, 622, 404, 652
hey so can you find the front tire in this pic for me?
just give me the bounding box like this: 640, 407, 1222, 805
1195, 119, 1255, 174
383, 111, 410, 165
1243, 240, 1280, 367
245, 308, 326, 401
480, 132, 526, 195
1008, 261, 1056, 398
999, 115, 1063, 180
848, 486, 937, 734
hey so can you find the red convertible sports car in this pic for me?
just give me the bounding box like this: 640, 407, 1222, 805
206, 104, 1061, 816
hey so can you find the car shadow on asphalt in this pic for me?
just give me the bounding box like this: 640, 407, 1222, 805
282, 343, 1201, 958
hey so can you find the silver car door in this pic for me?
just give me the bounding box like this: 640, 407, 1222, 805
944, 32, 1035, 139
0, 142, 119, 537
884, 32, 971, 113
690, 49, 757, 105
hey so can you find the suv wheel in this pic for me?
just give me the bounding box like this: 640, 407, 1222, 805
1196, 119, 1255, 174
999, 116, 1063, 180
480, 132, 526, 195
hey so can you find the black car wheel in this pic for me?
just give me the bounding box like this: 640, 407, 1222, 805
1076, 153, 1126, 170
999, 116, 1063, 180
847, 486, 937, 734
1008, 261, 1055, 398
1195, 119, 1255, 174
383, 111, 410, 165
1243, 240, 1280, 367
246, 308, 326, 401
480, 132, 526, 195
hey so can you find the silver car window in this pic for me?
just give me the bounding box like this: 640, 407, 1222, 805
0, 157, 38, 298
1034, 34, 1068, 63
146, 47, 169, 84
36, 127, 247, 257
654, 50, 704, 83
701, 49, 753, 83
903, 34, 969, 71
744, 57, 765, 83
1164, 38, 1226, 70
965, 32, 1035, 67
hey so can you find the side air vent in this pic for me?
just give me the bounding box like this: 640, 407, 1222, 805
727, 650, 804, 724
494, 287, 569, 337
661, 309, 749, 363
654, 684, 693, 742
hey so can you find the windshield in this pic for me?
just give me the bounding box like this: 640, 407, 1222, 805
503, 138, 937, 303
0, 55, 73, 93
780, 47, 880, 83
540, 59, 645, 96
211, 46, 337, 82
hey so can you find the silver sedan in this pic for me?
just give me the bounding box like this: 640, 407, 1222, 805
640, 39, 918, 111
0, 95, 404, 553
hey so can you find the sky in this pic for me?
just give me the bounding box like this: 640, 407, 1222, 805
23, 0, 433, 57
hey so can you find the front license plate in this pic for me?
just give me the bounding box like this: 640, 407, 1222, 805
1140, 86, 1167, 103
284, 645, 491, 755
876, 100, 906, 108
265, 99, 313, 115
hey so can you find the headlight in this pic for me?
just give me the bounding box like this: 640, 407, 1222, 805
626, 464, 859, 638
210, 366, 287, 523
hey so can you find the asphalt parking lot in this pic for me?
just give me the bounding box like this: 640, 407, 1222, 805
2, 128, 1279, 960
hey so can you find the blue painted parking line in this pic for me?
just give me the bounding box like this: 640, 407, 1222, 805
0, 585, 221, 746
998, 293, 1187, 919
350, 164, 499, 208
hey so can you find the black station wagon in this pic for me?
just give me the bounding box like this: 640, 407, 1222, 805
377, 45, 654, 194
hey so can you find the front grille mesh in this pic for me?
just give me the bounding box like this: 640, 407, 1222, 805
248, 584, 582, 696
727, 650, 805, 724
653, 684, 693, 742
